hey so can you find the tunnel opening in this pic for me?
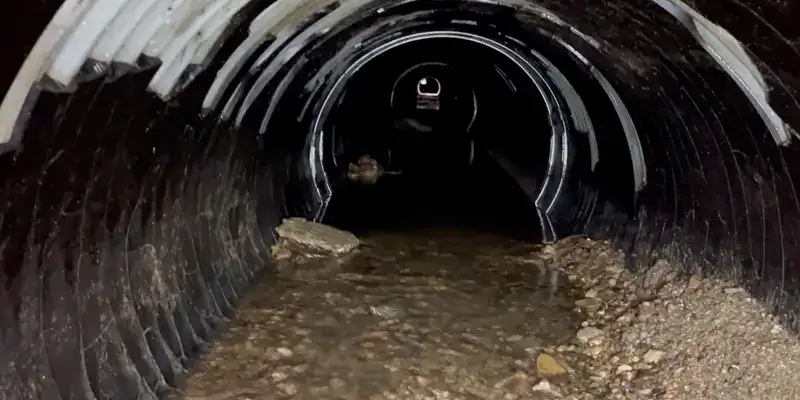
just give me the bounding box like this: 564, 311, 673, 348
255, 6, 636, 243
315, 36, 552, 238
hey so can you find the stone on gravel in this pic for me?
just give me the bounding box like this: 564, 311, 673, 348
616, 364, 633, 374
584, 289, 600, 299
576, 327, 604, 343
276, 347, 293, 357
575, 298, 602, 310
723, 287, 746, 295
536, 353, 568, 377
532, 379, 557, 394
641, 259, 676, 290
687, 275, 703, 290
274, 217, 359, 255
642, 349, 664, 364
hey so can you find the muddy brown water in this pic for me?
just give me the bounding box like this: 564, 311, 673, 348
179, 230, 589, 399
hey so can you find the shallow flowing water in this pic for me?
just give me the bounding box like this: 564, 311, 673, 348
179, 230, 588, 399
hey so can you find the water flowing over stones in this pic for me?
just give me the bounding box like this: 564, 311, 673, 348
178, 229, 800, 400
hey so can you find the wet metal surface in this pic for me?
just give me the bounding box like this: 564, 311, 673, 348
4, 1, 800, 399
181, 230, 584, 399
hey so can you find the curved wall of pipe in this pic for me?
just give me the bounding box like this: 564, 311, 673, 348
1, 0, 800, 398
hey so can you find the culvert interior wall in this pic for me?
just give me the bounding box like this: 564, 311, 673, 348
1, 0, 800, 398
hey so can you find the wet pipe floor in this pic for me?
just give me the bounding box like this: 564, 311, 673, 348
175, 230, 800, 400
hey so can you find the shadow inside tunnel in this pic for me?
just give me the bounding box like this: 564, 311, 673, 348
319, 145, 545, 241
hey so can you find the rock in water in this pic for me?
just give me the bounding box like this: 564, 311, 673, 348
274, 218, 359, 256
536, 353, 568, 378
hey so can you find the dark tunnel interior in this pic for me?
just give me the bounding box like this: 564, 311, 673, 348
2, 0, 800, 398
318, 36, 552, 237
